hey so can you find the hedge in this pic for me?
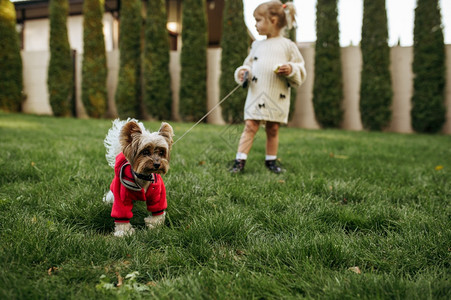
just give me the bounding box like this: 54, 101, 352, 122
143, 0, 172, 120
82, 0, 107, 118
48, 0, 73, 117
313, 0, 343, 128
179, 0, 208, 121
219, 0, 249, 123
411, 0, 446, 133
115, 0, 142, 119
0, 0, 23, 112
360, 0, 392, 131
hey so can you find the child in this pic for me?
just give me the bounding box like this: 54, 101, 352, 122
230, 0, 307, 174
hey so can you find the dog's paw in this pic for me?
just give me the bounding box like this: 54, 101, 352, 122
103, 190, 114, 204
144, 212, 166, 230
113, 222, 135, 237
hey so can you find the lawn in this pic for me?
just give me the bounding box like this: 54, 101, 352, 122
0, 112, 449, 299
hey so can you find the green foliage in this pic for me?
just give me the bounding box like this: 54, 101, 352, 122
96, 271, 150, 296
0, 0, 23, 112
82, 0, 107, 118
220, 0, 248, 123
360, 0, 392, 131
115, 0, 142, 119
411, 0, 446, 133
48, 0, 73, 117
179, 0, 207, 121
0, 112, 450, 298
313, 0, 343, 128
143, 0, 172, 120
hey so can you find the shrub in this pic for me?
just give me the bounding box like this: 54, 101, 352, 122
179, 0, 208, 121
143, 0, 172, 120
115, 0, 142, 119
411, 0, 446, 133
81, 0, 107, 118
360, 0, 392, 131
219, 0, 249, 123
0, 0, 23, 112
312, 0, 343, 128
48, 0, 73, 117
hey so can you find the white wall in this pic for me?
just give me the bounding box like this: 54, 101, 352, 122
21, 51, 51, 115
288, 47, 320, 129
22, 13, 116, 52
389, 46, 414, 133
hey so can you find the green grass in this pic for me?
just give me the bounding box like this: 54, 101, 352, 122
0, 112, 449, 299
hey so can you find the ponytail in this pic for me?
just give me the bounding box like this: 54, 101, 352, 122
255, 1, 297, 30
282, 2, 296, 30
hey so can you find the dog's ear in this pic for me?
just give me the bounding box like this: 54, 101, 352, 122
120, 121, 142, 153
158, 122, 174, 148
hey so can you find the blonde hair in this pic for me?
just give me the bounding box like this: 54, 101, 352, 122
254, 1, 296, 30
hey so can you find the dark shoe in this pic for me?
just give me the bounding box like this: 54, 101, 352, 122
230, 159, 246, 174
265, 159, 285, 174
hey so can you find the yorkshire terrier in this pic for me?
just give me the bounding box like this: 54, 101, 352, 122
103, 119, 174, 237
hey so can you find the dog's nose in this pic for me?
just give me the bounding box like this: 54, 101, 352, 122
153, 163, 161, 169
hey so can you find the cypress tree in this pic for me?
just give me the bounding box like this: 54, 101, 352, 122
179, 0, 207, 121
220, 0, 248, 123
360, 0, 392, 131
115, 0, 142, 119
82, 0, 107, 118
143, 0, 172, 120
312, 0, 343, 128
0, 0, 23, 112
411, 0, 446, 133
48, 0, 73, 117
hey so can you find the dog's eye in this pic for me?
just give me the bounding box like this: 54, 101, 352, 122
155, 149, 166, 156
141, 149, 151, 156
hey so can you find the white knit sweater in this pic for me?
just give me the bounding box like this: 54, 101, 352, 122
234, 36, 307, 124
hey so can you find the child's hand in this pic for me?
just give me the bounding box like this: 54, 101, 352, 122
275, 64, 292, 76
238, 69, 247, 82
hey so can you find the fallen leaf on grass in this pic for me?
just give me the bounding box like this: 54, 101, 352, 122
435, 165, 444, 171
116, 272, 123, 287
235, 249, 246, 256
47, 267, 59, 276
329, 152, 349, 159
348, 266, 361, 274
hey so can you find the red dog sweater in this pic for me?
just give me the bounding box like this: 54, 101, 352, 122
110, 153, 167, 223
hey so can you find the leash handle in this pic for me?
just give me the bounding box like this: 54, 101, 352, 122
173, 84, 241, 145
242, 71, 249, 89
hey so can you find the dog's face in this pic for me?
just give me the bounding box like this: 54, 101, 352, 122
120, 121, 174, 175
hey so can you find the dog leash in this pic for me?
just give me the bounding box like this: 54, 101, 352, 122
173, 83, 242, 145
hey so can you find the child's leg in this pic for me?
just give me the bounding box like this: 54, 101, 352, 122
265, 121, 280, 157
230, 120, 259, 173
237, 120, 260, 156
265, 122, 284, 173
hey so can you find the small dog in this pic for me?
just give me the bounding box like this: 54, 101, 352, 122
103, 119, 174, 237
